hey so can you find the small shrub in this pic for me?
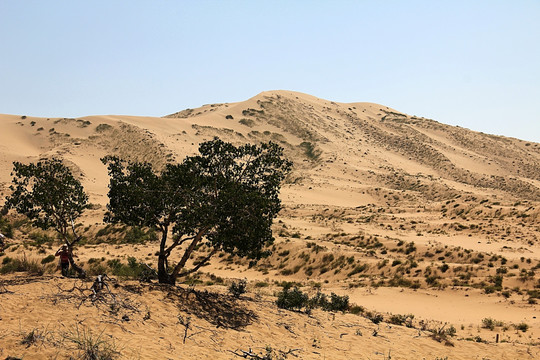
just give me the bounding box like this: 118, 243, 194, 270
29, 231, 54, 246
41, 255, 56, 264
481, 318, 503, 330
0, 256, 43, 275
228, 279, 247, 298
122, 227, 157, 244
278, 250, 290, 257
326, 293, 349, 312
348, 263, 367, 276
106, 257, 155, 281
87, 263, 108, 277
21, 328, 45, 347
276, 286, 308, 311
254, 281, 269, 288
63, 325, 120, 359
96, 123, 113, 132
239, 118, 255, 127
365, 312, 383, 324
299, 142, 321, 161
446, 325, 457, 337
0, 216, 14, 238
280, 268, 293, 276
439, 264, 449, 273
388, 313, 414, 327
514, 322, 528, 332
430, 326, 454, 347
96, 225, 115, 237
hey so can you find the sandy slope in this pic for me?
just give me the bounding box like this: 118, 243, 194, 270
1, 274, 538, 360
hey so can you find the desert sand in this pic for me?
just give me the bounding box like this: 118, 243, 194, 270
1, 90, 539, 359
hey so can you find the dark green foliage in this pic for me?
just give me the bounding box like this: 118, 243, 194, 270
308, 292, 350, 312
391, 259, 402, 267
102, 138, 291, 285
41, 255, 56, 264
4, 158, 88, 244
349, 305, 364, 315
4, 158, 87, 277
299, 142, 321, 161
95, 123, 112, 132
481, 318, 503, 330
365, 312, 384, 324
328, 293, 349, 312
348, 263, 367, 276
388, 313, 414, 327
0, 216, 14, 238
276, 286, 308, 311
0, 256, 43, 275
439, 263, 449, 273
238, 118, 255, 127
484, 274, 503, 294
106, 257, 156, 281
122, 226, 157, 244
276, 286, 350, 313
228, 279, 247, 298
241, 108, 264, 116
387, 275, 417, 288
492, 275, 503, 289
29, 231, 54, 246
404, 242, 416, 254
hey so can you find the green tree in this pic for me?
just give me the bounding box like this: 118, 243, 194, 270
4, 158, 88, 277
102, 138, 291, 285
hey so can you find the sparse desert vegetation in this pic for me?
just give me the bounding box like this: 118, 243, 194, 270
0, 91, 539, 359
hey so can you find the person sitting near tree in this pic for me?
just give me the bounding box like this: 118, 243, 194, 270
55, 244, 71, 277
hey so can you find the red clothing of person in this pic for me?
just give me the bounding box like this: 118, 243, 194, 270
56, 247, 70, 263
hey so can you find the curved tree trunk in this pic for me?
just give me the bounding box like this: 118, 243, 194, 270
157, 226, 177, 285
64, 223, 86, 278
158, 254, 175, 285
68, 254, 86, 278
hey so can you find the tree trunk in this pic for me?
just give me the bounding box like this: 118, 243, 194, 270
157, 253, 175, 284
157, 226, 176, 285
68, 254, 86, 278
169, 229, 207, 281
62, 229, 85, 278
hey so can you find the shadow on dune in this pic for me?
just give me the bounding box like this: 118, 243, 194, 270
162, 286, 258, 330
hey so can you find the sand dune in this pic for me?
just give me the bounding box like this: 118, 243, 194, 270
1, 90, 539, 359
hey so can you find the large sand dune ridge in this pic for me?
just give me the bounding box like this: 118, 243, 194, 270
0, 90, 539, 359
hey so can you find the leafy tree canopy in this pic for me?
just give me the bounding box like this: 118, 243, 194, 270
4, 158, 88, 277
102, 138, 291, 284
4, 158, 88, 244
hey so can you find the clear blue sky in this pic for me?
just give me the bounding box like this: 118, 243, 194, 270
1, 1, 539, 142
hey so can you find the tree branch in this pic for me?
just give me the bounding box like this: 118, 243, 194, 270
164, 235, 196, 257
170, 228, 208, 279
177, 248, 218, 278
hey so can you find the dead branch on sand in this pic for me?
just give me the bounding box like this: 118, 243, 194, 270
42, 276, 141, 317
0, 282, 13, 294
228, 347, 301, 359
